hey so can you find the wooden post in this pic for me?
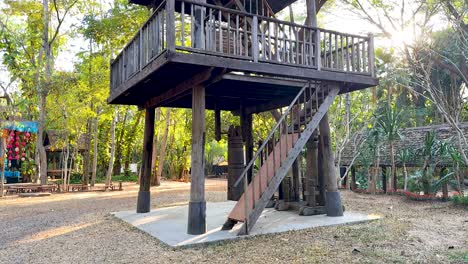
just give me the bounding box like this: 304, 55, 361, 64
252, 16, 259, 62
368, 33, 375, 77
351, 166, 357, 190
136, 107, 155, 213
291, 159, 300, 202
193, 0, 206, 50
319, 110, 343, 217
304, 131, 317, 206
188, 85, 206, 235
381, 166, 387, 193
315, 29, 321, 70
166, 0, 176, 52
240, 106, 253, 182
317, 134, 326, 206
215, 107, 221, 141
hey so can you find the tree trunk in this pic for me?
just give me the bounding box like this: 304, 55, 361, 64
106, 114, 116, 186
91, 117, 99, 186
124, 111, 143, 172
390, 142, 397, 190
113, 108, 129, 175
62, 143, 70, 192
82, 119, 93, 185
36, 0, 51, 185
156, 108, 171, 185
0, 138, 4, 197
37, 93, 48, 184
403, 163, 408, 191
150, 108, 161, 185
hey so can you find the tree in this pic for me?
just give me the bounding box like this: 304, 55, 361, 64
376, 105, 402, 190
397, 148, 412, 191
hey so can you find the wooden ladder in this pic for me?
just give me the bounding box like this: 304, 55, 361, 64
223, 82, 339, 235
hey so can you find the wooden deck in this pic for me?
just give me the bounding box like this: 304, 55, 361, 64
109, 0, 378, 110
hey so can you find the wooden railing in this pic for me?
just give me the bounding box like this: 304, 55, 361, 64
110, 1, 167, 90
110, 0, 375, 91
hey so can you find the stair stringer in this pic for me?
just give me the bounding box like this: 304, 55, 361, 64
237, 87, 339, 235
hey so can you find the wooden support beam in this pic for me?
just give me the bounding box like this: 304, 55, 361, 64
188, 85, 207, 235
143, 68, 213, 109
381, 166, 387, 193
240, 105, 253, 182
215, 106, 222, 141
137, 107, 155, 213
319, 109, 343, 217
317, 133, 326, 206
304, 131, 318, 206
351, 166, 357, 190
291, 159, 300, 202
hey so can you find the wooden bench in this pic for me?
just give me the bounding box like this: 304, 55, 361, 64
104, 182, 123, 191
68, 184, 89, 192
39, 185, 56, 193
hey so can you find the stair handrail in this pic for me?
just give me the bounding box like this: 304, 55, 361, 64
233, 82, 311, 188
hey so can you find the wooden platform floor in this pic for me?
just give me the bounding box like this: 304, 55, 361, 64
109, 50, 378, 112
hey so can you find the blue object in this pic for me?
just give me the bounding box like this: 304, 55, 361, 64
1, 121, 38, 133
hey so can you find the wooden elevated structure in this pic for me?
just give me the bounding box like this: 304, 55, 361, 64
108, 0, 378, 236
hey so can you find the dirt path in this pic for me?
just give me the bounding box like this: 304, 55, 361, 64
0, 179, 466, 263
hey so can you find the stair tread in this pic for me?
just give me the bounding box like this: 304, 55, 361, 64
228, 133, 299, 222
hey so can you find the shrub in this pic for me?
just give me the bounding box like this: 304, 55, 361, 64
451, 195, 468, 208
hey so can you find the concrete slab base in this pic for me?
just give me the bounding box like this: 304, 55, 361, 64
113, 201, 380, 248
19, 192, 51, 197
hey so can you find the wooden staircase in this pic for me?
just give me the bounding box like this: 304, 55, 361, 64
223, 82, 339, 235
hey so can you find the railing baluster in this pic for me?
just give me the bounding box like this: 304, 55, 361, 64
190, 4, 194, 48
340, 35, 344, 71
362, 39, 366, 73
227, 13, 231, 55
252, 16, 259, 62
267, 21, 271, 60
219, 10, 223, 53
356, 38, 361, 72
328, 32, 332, 68
261, 22, 266, 60
351, 36, 355, 72
315, 29, 321, 70
295, 27, 299, 64
180, 2, 184, 46
334, 33, 338, 70
244, 16, 248, 57
302, 29, 306, 65
236, 15, 239, 55
275, 22, 279, 61
368, 33, 375, 76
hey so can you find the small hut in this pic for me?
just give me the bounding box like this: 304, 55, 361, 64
44, 130, 86, 179
340, 123, 468, 190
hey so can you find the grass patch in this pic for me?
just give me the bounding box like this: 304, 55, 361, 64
448, 250, 468, 262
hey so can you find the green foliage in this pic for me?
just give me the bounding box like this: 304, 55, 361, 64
450, 195, 468, 208
111, 173, 138, 183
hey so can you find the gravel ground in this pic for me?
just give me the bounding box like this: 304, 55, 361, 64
0, 179, 467, 264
